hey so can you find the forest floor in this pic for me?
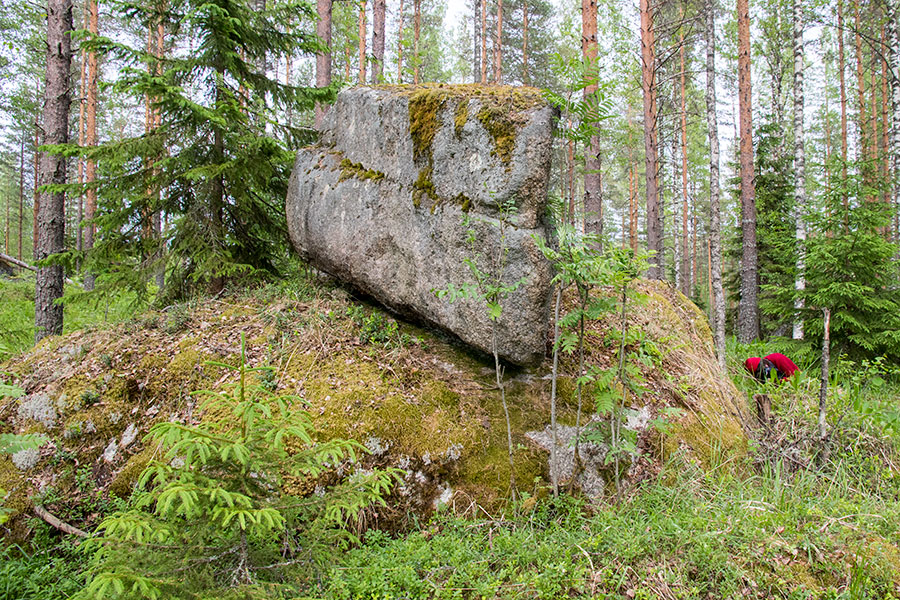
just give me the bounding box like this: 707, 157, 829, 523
1, 271, 899, 599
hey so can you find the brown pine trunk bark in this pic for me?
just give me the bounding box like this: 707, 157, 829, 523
640, 0, 662, 279
679, 31, 689, 296
315, 0, 332, 128
493, 0, 502, 83
344, 46, 351, 81
522, 2, 528, 84
629, 162, 637, 251
854, 1, 868, 176
583, 0, 601, 242
35, 0, 74, 342
209, 63, 226, 295
737, 0, 759, 343
83, 0, 98, 290
76, 0, 88, 257
413, 0, 420, 84
358, 0, 366, 83
792, 0, 806, 339
882, 26, 891, 220
838, 0, 849, 221
371, 0, 385, 83
33, 115, 40, 257
19, 134, 25, 261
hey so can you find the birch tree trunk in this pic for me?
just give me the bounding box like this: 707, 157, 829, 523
371, 0, 385, 83
792, 0, 806, 339
737, 0, 759, 343
358, 0, 367, 84
838, 0, 849, 215
35, 0, 73, 342
889, 0, 900, 239
314, 0, 332, 128
641, 0, 662, 279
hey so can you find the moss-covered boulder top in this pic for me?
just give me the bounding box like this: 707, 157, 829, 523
287, 84, 556, 366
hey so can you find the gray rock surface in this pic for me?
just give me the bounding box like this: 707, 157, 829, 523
287, 85, 556, 365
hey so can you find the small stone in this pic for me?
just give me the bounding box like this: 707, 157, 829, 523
102, 438, 118, 463
120, 423, 138, 448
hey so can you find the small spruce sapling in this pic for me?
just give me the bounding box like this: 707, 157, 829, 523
78, 335, 398, 599
434, 195, 526, 501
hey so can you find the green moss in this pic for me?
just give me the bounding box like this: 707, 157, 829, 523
454, 100, 468, 137
407, 88, 452, 163
476, 105, 517, 164
339, 157, 386, 183
413, 166, 438, 208
109, 446, 155, 498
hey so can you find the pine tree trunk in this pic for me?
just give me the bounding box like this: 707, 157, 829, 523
792, 0, 806, 339
854, 0, 867, 173
480, 0, 487, 83
679, 32, 689, 296
315, 0, 332, 128
18, 134, 25, 261
737, 0, 759, 343
83, 0, 98, 290
358, 0, 366, 84
35, 0, 73, 342
583, 0, 601, 242
76, 0, 88, 257
629, 162, 637, 250
494, 0, 502, 83
33, 115, 40, 258
838, 0, 849, 212
881, 26, 890, 217
890, 0, 900, 241
522, 2, 528, 84
371, 0, 385, 83
413, 0, 420, 84
641, 0, 662, 279
472, 0, 480, 82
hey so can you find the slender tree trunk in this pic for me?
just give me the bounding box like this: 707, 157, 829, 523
83, 0, 99, 289
792, 0, 806, 339
480, 0, 487, 83
344, 45, 351, 81
641, 0, 662, 279
818, 308, 831, 444
33, 115, 40, 257
679, 31, 689, 296
838, 0, 849, 211
737, 0, 759, 343
210, 78, 226, 295
629, 162, 637, 250
567, 135, 576, 225
371, 0, 385, 83
493, 0, 502, 83
881, 26, 890, 217
472, 0, 480, 82
315, 0, 332, 128
76, 0, 88, 258
854, 0, 867, 174
358, 0, 366, 83
522, 2, 528, 84
35, 0, 74, 342
890, 0, 900, 242
397, 0, 404, 83
19, 134, 25, 261
583, 0, 601, 242
692, 206, 697, 291
413, 0, 420, 84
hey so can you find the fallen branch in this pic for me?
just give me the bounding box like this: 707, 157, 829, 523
0, 252, 80, 288
34, 504, 89, 538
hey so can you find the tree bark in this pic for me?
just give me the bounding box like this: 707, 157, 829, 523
838, 0, 849, 215
314, 0, 332, 128
629, 162, 637, 250
480, 0, 487, 83
494, 0, 502, 83
641, 0, 662, 279
371, 0, 385, 83
583, 0, 601, 242
679, 29, 689, 296
35, 0, 74, 343
472, 0, 480, 82
18, 134, 25, 261
358, 0, 366, 84
413, 0, 421, 84
792, 0, 806, 339
76, 0, 88, 257
737, 0, 759, 343
522, 1, 528, 84
33, 115, 40, 257
889, 0, 900, 241
854, 0, 867, 172
397, 0, 404, 83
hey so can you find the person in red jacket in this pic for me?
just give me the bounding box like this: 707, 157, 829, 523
744, 353, 800, 383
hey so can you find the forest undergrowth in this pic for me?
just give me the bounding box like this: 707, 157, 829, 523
1, 274, 899, 599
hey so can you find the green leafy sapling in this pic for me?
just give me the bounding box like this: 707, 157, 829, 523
434, 195, 526, 501
78, 335, 399, 600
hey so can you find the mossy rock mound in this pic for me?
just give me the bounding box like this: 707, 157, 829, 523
0, 277, 745, 537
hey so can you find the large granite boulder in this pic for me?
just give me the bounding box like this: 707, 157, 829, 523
286, 85, 557, 365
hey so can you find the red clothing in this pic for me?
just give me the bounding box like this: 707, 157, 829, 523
744, 353, 799, 379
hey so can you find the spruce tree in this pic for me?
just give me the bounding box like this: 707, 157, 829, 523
81, 0, 332, 300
